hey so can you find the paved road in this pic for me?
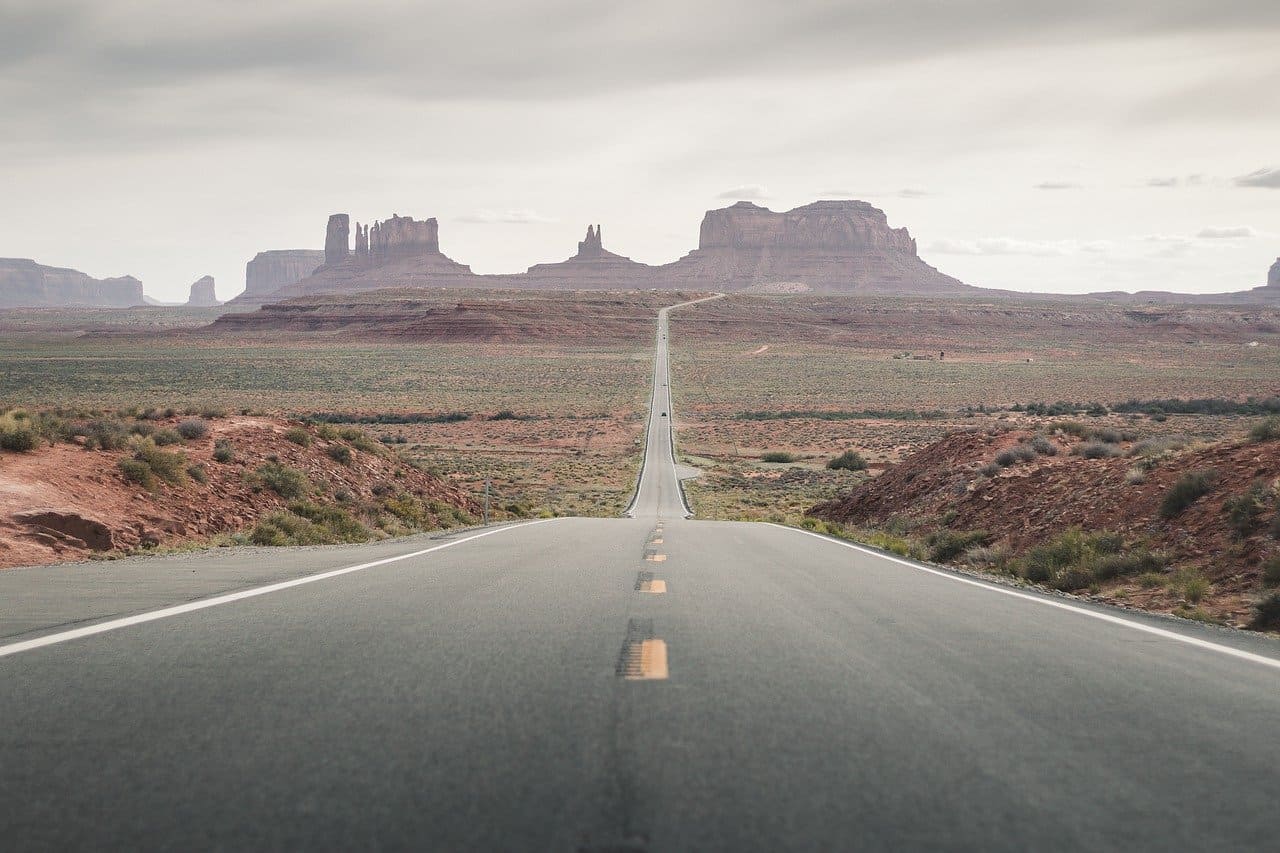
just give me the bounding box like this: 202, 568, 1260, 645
2, 299, 1280, 851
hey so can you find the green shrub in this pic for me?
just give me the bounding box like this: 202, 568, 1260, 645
187, 464, 209, 484
118, 458, 155, 489
1030, 435, 1058, 456
1056, 421, 1090, 438
1263, 555, 1280, 588
1252, 592, 1280, 630
826, 450, 867, 471
212, 439, 235, 464
337, 427, 364, 442
1249, 417, 1280, 443
1224, 484, 1269, 536
326, 445, 353, 466
286, 501, 370, 542
1160, 470, 1216, 519
176, 419, 210, 440
81, 419, 130, 450
0, 411, 40, 452
927, 530, 989, 562
152, 428, 183, 446
488, 410, 522, 421
315, 423, 339, 441
133, 440, 188, 485
284, 427, 311, 446
1076, 441, 1121, 459
1174, 569, 1209, 603
1017, 528, 1148, 590
251, 462, 309, 498
761, 451, 797, 463
978, 462, 1000, 477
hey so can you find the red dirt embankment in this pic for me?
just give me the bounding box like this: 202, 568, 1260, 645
0, 417, 477, 569
812, 426, 1280, 627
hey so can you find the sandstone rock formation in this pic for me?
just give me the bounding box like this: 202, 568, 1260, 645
244, 250, 325, 298
0, 258, 144, 308
660, 200, 975, 294
513, 225, 658, 290
1270, 257, 1280, 289
186, 275, 219, 307
324, 214, 350, 265
369, 215, 440, 260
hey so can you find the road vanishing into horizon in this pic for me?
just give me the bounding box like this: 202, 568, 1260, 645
3, 296, 1280, 851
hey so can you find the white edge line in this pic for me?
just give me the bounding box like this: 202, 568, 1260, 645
0, 519, 560, 659
766, 522, 1280, 673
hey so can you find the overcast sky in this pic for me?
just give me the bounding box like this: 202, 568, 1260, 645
3, 0, 1278, 301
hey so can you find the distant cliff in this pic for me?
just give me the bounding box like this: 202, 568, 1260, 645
244, 250, 325, 298
186, 275, 220, 307
660, 200, 974, 294
0, 258, 143, 308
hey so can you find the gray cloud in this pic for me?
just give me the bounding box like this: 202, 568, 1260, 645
455, 209, 559, 225
1034, 182, 1082, 190
717, 185, 770, 201
1196, 225, 1256, 238
1235, 168, 1280, 188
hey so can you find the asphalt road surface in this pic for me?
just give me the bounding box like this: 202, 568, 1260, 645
2, 298, 1279, 851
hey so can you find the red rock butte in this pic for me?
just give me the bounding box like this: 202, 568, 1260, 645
234, 200, 978, 303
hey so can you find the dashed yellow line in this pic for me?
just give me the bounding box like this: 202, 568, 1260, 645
645, 553, 667, 562
638, 579, 667, 594
626, 639, 668, 680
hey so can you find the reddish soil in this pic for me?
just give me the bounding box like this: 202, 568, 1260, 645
0, 417, 477, 569
199, 289, 708, 343
812, 428, 1280, 627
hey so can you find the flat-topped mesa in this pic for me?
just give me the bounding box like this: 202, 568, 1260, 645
0, 258, 143, 308
324, 214, 350, 265
698, 200, 917, 253
369, 214, 439, 262
186, 275, 219, 307
664, 199, 971, 294
243, 250, 326, 298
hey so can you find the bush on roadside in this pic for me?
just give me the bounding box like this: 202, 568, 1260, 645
1252, 592, 1280, 630
249, 461, 309, 498
1249, 417, 1280, 443
927, 530, 989, 562
1224, 484, 1270, 537
176, 419, 210, 440
0, 410, 40, 452
761, 451, 797, 464
284, 426, 311, 446
152, 428, 183, 446
1262, 555, 1280, 588
1030, 435, 1058, 456
326, 445, 353, 466
212, 439, 235, 464
81, 419, 131, 450
1075, 441, 1121, 459
826, 450, 868, 471
1160, 470, 1217, 519
118, 458, 155, 490
1016, 528, 1154, 591
132, 439, 189, 486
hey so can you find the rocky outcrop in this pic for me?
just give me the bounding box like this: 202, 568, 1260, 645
369, 215, 440, 260
324, 214, 350, 265
237, 201, 981, 302
661, 200, 975, 294
186, 275, 219, 307
511, 225, 658, 290
1270, 257, 1279, 289
0, 258, 144, 308
244, 250, 325, 298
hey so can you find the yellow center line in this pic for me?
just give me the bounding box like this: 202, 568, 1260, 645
650, 537, 664, 545
626, 639, 668, 680
645, 553, 667, 562
638, 579, 667, 594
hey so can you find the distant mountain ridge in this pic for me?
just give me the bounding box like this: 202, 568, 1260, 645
0, 258, 143, 308
235, 199, 978, 303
